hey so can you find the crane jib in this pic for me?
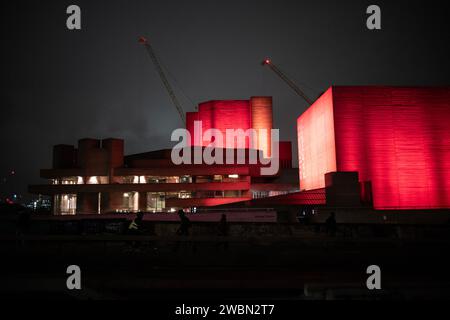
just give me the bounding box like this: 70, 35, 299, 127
141, 40, 186, 125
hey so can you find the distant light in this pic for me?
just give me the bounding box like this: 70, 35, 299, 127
263, 59, 271, 65
228, 174, 239, 179
11, 170, 15, 175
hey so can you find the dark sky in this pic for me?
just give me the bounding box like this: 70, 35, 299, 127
1, 0, 449, 201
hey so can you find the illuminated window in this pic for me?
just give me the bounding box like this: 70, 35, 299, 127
59, 177, 89, 185
146, 192, 165, 212
55, 194, 77, 215
122, 176, 134, 184
224, 190, 241, 197
180, 176, 192, 183
179, 192, 192, 199
123, 192, 139, 212
167, 176, 179, 183
145, 176, 180, 183
132, 176, 147, 184
87, 176, 99, 184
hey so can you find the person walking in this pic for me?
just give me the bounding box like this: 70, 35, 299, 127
174, 210, 193, 252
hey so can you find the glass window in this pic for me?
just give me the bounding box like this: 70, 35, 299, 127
122, 192, 139, 212
146, 192, 165, 212
55, 194, 77, 215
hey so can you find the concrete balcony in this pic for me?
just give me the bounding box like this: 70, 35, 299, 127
28, 181, 251, 195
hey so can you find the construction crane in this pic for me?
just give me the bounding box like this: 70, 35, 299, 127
261, 58, 314, 106
139, 36, 186, 125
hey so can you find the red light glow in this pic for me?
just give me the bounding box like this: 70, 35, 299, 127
138, 37, 147, 44
297, 86, 450, 210
190, 100, 252, 148
297, 88, 336, 190
186, 98, 274, 158
250, 97, 273, 157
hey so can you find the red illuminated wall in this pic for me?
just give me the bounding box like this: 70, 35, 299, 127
297, 86, 450, 210
186, 98, 273, 155
185, 97, 289, 167
250, 97, 273, 157
197, 100, 252, 148
297, 88, 336, 190
279, 141, 293, 169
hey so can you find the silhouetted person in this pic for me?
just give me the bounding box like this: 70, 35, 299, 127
216, 214, 229, 250
128, 212, 144, 249
218, 214, 228, 236
128, 212, 144, 234
174, 210, 193, 252
326, 212, 337, 236
176, 210, 191, 236
300, 210, 312, 225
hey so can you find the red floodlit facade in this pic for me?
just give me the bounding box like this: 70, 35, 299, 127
297, 86, 450, 210
186, 97, 273, 157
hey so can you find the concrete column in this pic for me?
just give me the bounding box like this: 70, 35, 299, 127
138, 192, 147, 212
101, 192, 124, 213
76, 193, 98, 214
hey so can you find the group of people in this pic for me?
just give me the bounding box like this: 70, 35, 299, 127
128, 210, 229, 236
126, 209, 338, 252
127, 210, 229, 251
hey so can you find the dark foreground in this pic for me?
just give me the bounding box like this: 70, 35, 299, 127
1, 233, 449, 300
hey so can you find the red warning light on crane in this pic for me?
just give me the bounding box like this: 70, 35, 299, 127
138, 37, 148, 44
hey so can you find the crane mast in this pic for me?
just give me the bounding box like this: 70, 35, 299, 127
139, 37, 186, 125
262, 59, 314, 106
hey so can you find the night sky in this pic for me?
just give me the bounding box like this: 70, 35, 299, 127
1, 0, 449, 201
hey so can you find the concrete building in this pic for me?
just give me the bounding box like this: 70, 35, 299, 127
29, 96, 298, 215
28, 139, 297, 215
29, 87, 450, 216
